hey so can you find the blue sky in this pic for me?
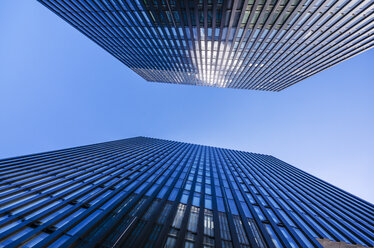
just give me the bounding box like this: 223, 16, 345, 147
1, 1, 373, 203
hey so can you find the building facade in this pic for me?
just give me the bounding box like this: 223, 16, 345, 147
37, 0, 374, 91
0, 137, 373, 247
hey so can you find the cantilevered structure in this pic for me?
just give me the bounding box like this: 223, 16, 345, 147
38, 0, 374, 91
0, 137, 373, 247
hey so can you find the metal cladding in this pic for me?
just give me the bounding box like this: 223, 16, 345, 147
0, 137, 373, 247
37, 0, 374, 91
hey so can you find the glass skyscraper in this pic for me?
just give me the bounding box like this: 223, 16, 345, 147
0, 137, 372, 247
37, 0, 374, 90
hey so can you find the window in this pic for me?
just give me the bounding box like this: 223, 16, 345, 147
172, 203, 186, 229
265, 224, 283, 248
247, 218, 266, 248
240, 202, 252, 218
203, 236, 215, 247
228, 200, 239, 215
233, 215, 249, 245
266, 208, 280, 224
254, 206, 266, 221
168, 188, 178, 201
217, 197, 225, 212
219, 212, 231, 241
204, 209, 214, 237
164, 236, 177, 248
187, 206, 199, 233
158, 202, 173, 224
205, 195, 212, 209
279, 227, 298, 248
143, 199, 161, 220
192, 193, 200, 206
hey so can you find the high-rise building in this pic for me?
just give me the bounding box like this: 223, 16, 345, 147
0, 137, 372, 247
38, 0, 373, 91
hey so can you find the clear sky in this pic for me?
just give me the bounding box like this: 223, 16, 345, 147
1, 1, 373, 203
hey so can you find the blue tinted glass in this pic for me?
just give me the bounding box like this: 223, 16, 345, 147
254, 206, 266, 221
205, 196, 212, 209
181, 193, 189, 204
265, 224, 283, 248
241, 202, 252, 218
168, 188, 178, 201
193, 193, 200, 206
228, 200, 238, 215
217, 197, 225, 212
280, 227, 298, 248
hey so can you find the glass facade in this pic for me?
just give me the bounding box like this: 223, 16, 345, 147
37, 0, 374, 91
0, 136, 373, 247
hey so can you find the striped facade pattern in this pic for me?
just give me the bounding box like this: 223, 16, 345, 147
37, 0, 374, 91
0, 137, 373, 247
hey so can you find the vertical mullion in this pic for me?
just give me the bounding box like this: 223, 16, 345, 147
211, 148, 241, 247
130, 143, 199, 247
172, 145, 203, 247
152, 145, 202, 247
